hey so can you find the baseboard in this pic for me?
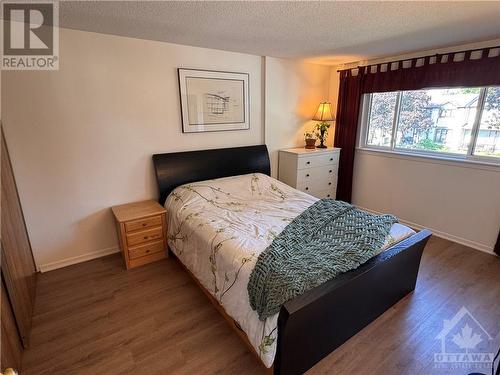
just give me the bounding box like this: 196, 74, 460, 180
36, 207, 495, 272
357, 205, 495, 255
39, 246, 121, 272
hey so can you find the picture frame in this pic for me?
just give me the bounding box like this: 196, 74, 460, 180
178, 68, 250, 133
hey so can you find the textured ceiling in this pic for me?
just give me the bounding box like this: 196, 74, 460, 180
59, 1, 500, 65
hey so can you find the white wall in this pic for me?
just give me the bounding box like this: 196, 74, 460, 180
4, 27, 497, 269
352, 151, 499, 253
2, 28, 332, 271
265, 57, 331, 177
4, 27, 496, 269
2, 28, 264, 270
331, 40, 500, 254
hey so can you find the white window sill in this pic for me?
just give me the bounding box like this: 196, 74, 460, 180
356, 147, 500, 172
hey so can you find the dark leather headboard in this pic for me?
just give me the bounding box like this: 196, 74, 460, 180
153, 145, 271, 204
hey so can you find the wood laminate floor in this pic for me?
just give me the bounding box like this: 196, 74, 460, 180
22, 236, 500, 375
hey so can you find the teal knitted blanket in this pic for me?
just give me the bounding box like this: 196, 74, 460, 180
248, 199, 398, 320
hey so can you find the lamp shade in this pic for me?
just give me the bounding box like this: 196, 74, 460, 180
312, 102, 335, 121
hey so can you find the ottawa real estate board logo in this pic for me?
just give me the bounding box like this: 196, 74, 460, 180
2, 0, 59, 70
434, 306, 496, 371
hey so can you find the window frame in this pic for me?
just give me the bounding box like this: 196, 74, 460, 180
358, 86, 500, 166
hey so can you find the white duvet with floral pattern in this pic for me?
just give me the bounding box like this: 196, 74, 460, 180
165, 173, 414, 367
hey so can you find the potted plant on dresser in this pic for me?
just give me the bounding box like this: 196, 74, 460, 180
304, 131, 317, 149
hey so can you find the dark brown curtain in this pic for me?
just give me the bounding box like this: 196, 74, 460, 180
333, 70, 363, 202
334, 46, 500, 202
362, 48, 500, 93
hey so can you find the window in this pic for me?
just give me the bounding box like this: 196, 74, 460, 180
361, 86, 500, 163
434, 128, 448, 144
475, 87, 500, 158
440, 109, 454, 118
366, 92, 397, 147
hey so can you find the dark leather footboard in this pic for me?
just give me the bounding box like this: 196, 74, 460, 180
274, 229, 432, 375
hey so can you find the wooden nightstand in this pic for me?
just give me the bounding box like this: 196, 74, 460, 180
111, 200, 168, 269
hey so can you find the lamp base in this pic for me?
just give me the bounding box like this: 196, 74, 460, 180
316, 144, 327, 149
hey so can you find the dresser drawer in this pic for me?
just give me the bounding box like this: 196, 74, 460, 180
126, 226, 163, 247
297, 175, 337, 193
128, 240, 164, 260
297, 153, 339, 170
312, 188, 337, 200
125, 215, 162, 232
296, 165, 337, 184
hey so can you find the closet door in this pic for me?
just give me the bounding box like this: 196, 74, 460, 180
1, 277, 23, 372
1, 129, 37, 347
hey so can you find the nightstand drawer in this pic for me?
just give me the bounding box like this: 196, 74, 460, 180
126, 226, 163, 247
128, 240, 164, 260
297, 153, 339, 169
128, 251, 166, 269
125, 215, 162, 232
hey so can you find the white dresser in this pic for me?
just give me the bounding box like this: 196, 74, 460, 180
278, 147, 341, 199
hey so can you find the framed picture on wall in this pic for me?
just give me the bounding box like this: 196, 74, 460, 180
178, 68, 250, 133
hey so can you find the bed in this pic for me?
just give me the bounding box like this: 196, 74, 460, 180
153, 145, 431, 375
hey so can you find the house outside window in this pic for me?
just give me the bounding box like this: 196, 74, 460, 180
360, 86, 500, 163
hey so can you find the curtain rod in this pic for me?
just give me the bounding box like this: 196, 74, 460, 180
336, 45, 500, 73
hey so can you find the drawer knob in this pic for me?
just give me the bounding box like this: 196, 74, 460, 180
144, 236, 148, 240
306, 174, 310, 177
146, 250, 150, 253
142, 223, 147, 227
305, 187, 309, 190
329, 170, 332, 173
328, 182, 332, 185
327, 194, 331, 197
306, 161, 311, 165
330, 158, 333, 161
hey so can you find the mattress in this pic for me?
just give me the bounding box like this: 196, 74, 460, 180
165, 173, 415, 367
